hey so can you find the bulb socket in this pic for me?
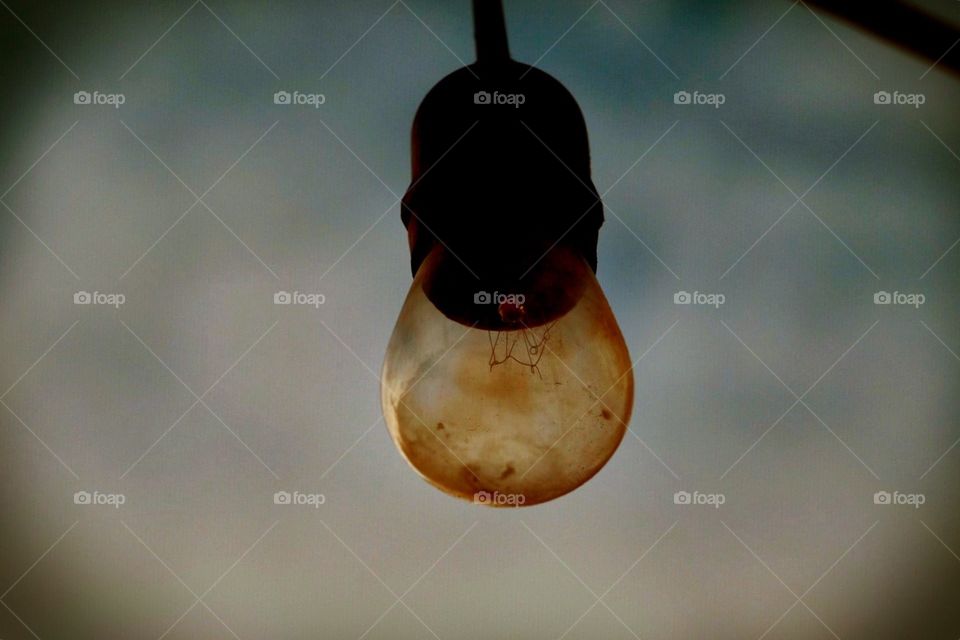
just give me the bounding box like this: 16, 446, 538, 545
401, 59, 604, 282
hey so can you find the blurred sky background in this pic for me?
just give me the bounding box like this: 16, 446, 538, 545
1, 0, 959, 638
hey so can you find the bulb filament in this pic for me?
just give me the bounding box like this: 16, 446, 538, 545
487, 322, 555, 377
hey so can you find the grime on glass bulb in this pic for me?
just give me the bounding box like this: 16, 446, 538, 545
381, 243, 633, 506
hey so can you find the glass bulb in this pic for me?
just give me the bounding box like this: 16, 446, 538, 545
381, 245, 633, 506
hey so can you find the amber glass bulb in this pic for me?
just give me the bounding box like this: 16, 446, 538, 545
381, 244, 633, 506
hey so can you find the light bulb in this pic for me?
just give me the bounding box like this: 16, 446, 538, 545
381, 244, 633, 506
385, 0, 629, 505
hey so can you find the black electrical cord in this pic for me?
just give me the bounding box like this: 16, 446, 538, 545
473, 0, 511, 63
804, 0, 960, 77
